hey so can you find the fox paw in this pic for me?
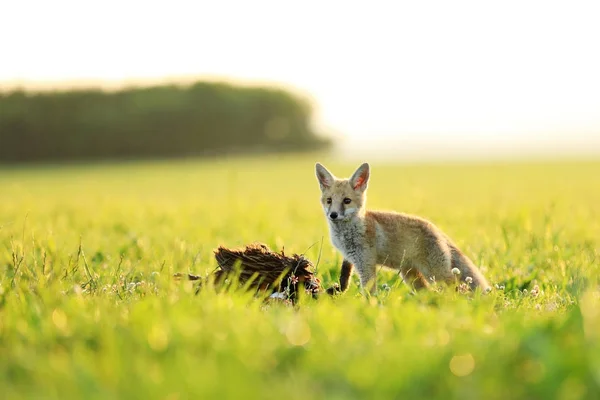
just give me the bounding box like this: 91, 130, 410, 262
326, 284, 343, 296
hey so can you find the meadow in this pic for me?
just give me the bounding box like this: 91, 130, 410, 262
0, 155, 599, 399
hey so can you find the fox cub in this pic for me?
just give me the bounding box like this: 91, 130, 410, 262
315, 162, 490, 294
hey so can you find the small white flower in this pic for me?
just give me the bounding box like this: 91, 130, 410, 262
451, 268, 461, 276
465, 277, 473, 284
381, 283, 391, 291
269, 291, 287, 299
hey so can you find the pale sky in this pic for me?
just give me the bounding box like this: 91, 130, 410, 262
2, 0, 600, 157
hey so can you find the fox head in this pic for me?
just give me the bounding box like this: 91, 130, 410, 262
315, 162, 370, 222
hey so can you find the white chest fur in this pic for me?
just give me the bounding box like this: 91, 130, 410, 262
328, 219, 367, 261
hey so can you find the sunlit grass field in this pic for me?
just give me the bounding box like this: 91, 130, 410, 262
1, 155, 599, 399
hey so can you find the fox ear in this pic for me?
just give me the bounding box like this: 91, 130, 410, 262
350, 163, 370, 192
315, 163, 335, 190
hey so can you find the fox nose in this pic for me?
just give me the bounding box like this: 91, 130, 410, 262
329, 212, 338, 220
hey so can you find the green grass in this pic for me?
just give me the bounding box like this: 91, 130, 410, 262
1, 155, 599, 399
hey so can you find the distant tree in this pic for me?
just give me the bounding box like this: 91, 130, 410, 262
0, 82, 330, 163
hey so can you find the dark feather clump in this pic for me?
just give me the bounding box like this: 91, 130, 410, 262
184, 243, 322, 302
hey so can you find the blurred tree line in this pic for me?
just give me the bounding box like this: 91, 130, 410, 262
0, 82, 330, 163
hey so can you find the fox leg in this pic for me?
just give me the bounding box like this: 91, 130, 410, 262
326, 259, 354, 295
400, 266, 429, 290
339, 259, 354, 291
415, 246, 454, 285
354, 255, 378, 295
358, 268, 377, 295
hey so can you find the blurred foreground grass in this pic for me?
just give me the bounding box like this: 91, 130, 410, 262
1, 155, 599, 399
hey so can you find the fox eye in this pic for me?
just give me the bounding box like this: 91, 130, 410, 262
343, 198, 351, 204
326, 198, 332, 204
